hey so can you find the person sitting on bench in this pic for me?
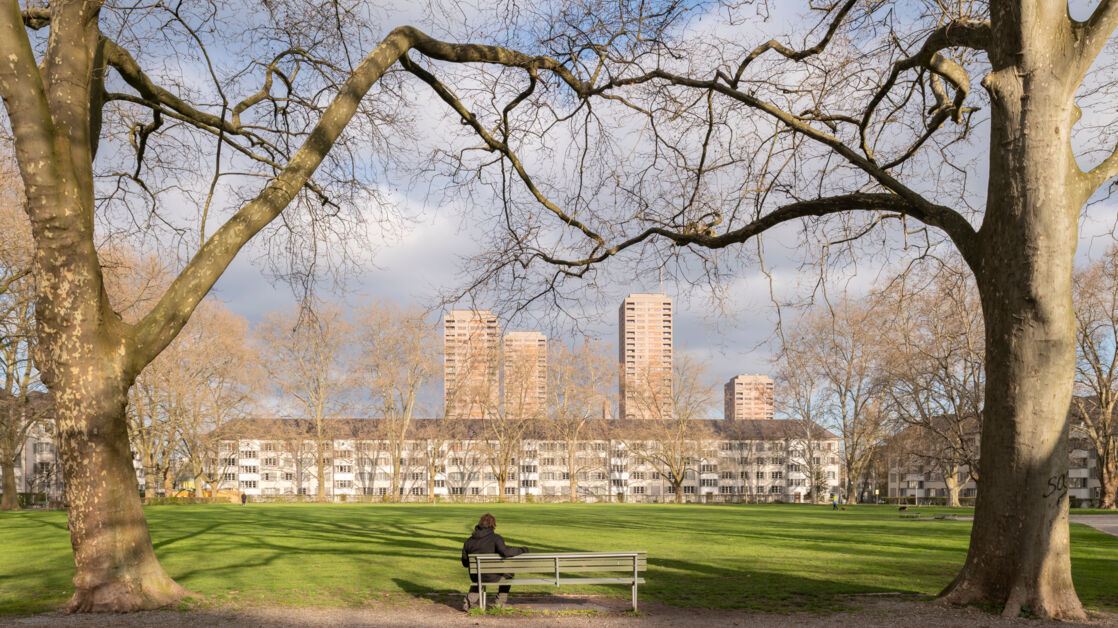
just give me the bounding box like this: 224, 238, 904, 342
461, 512, 529, 610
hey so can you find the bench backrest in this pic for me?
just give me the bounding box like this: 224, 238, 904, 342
468, 552, 647, 576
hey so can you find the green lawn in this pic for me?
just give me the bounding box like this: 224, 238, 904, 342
1, 503, 1115, 615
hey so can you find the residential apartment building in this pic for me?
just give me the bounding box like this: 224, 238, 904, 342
618, 293, 673, 420
502, 331, 547, 419
887, 422, 1106, 507
202, 418, 843, 503
443, 310, 500, 419
724, 374, 775, 421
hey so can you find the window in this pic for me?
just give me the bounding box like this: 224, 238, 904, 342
700, 464, 717, 473
505, 486, 518, 495
631, 486, 645, 494
450, 487, 465, 495
611, 465, 626, 473
520, 465, 538, 474
434, 479, 445, 488
336, 450, 353, 459
409, 472, 425, 481
756, 471, 765, 480
32, 442, 53, 455
769, 486, 782, 494
683, 486, 696, 494
239, 480, 257, 489
541, 458, 555, 466
263, 443, 275, 452
471, 487, 481, 495
787, 464, 802, 472
263, 458, 278, 467
719, 485, 736, 494
592, 472, 608, 480
521, 479, 537, 488
262, 472, 272, 481
770, 471, 783, 480
240, 450, 257, 459
720, 471, 735, 480
283, 472, 294, 481
336, 465, 352, 474
410, 487, 425, 495
630, 472, 644, 480
376, 487, 388, 496
223, 473, 236, 481
241, 466, 259, 474
756, 457, 766, 465
700, 479, 718, 487
336, 480, 353, 488
222, 457, 237, 466
611, 479, 625, 487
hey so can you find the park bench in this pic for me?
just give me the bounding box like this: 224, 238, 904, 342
932, 512, 957, 520
468, 551, 647, 610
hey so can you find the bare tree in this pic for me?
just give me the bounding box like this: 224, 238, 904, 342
257, 302, 356, 502
547, 340, 615, 501
1072, 246, 1118, 509
0, 0, 618, 608
779, 299, 888, 505
424, 1, 1118, 615
0, 153, 45, 510
621, 356, 716, 503
356, 302, 438, 501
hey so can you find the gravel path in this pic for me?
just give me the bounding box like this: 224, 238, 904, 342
1071, 515, 1118, 537
2, 595, 1115, 628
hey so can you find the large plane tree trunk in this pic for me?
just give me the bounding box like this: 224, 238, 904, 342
1, 459, 18, 510
54, 376, 184, 611
942, 10, 1084, 617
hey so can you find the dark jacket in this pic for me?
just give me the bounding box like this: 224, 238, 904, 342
461, 526, 528, 582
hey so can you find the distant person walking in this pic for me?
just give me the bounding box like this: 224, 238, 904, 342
832, 495, 839, 510
240, 491, 247, 506
461, 513, 529, 610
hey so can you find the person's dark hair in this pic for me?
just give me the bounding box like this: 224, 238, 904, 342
478, 513, 496, 529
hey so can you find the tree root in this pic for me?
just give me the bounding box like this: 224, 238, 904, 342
63, 573, 186, 613
939, 575, 1086, 621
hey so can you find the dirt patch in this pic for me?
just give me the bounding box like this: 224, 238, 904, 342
1, 595, 1115, 627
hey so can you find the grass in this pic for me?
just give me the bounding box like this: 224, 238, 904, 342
1, 503, 1115, 616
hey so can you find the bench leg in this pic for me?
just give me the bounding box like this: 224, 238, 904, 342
480, 582, 486, 609
632, 582, 638, 612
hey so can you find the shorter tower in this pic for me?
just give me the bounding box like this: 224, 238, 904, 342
724, 374, 775, 421
502, 331, 548, 419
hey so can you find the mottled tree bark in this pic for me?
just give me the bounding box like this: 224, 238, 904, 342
942, 8, 1085, 616
1, 459, 18, 510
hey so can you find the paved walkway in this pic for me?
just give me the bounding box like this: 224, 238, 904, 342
1071, 515, 1118, 537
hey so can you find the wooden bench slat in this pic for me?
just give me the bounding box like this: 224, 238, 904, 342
467, 551, 647, 611
471, 560, 647, 571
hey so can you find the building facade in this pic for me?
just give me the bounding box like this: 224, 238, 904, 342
886, 424, 1105, 507
502, 331, 547, 419
443, 310, 500, 419
193, 418, 841, 503
724, 374, 775, 421
618, 293, 673, 420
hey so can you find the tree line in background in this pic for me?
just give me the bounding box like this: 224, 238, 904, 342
778, 256, 1118, 511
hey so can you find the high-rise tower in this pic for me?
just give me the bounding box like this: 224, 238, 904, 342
724, 374, 775, 421
618, 293, 673, 419
443, 310, 500, 418
502, 331, 548, 419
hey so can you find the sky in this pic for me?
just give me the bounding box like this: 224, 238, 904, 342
126, 1, 1118, 416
